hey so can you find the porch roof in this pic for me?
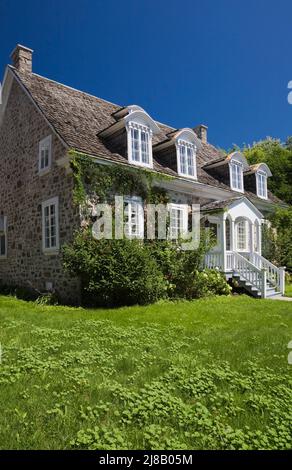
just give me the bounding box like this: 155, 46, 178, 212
201, 196, 264, 219
201, 197, 242, 213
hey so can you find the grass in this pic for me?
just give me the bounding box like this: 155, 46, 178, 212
0, 294, 292, 450
285, 282, 292, 297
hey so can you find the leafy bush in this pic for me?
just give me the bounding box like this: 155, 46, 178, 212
146, 237, 230, 299
63, 231, 166, 307
35, 293, 59, 306
63, 230, 229, 307
191, 270, 232, 298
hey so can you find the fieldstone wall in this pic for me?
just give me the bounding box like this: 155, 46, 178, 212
0, 79, 81, 304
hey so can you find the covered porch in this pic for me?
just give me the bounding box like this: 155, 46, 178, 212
203, 197, 285, 298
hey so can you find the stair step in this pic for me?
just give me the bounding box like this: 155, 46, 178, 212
266, 291, 281, 298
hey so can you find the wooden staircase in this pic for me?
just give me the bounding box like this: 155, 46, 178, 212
205, 251, 285, 299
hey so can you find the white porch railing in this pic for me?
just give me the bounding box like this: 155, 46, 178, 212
243, 252, 285, 294
231, 251, 263, 292
204, 250, 285, 297
204, 252, 223, 270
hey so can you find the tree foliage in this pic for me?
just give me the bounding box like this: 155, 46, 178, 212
243, 137, 292, 204
262, 207, 292, 271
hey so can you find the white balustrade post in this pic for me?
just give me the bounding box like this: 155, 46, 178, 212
279, 267, 286, 295
261, 269, 267, 299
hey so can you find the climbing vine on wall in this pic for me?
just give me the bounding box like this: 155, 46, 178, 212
69, 150, 172, 212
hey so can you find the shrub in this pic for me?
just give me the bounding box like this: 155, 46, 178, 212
193, 269, 232, 298
146, 236, 228, 300
35, 293, 59, 306
63, 230, 229, 307
63, 231, 166, 307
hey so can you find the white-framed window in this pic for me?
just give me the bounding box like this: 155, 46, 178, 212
230, 160, 244, 192
42, 197, 59, 253
253, 221, 260, 253
168, 204, 188, 239
256, 171, 268, 199
39, 135, 52, 173
127, 122, 153, 168
225, 218, 231, 251
177, 140, 197, 178
124, 196, 144, 239
0, 215, 7, 258
236, 219, 249, 251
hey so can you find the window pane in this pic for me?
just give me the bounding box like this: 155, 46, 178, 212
237, 220, 247, 250
0, 234, 5, 256
232, 163, 243, 190
254, 224, 259, 252
141, 131, 149, 164
225, 219, 231, 250
170, 208, 185, 239
124, 198, 143, 238
179, 146, 187, 174
187, 147, 195, 176
43, 202, 57, 249
131, 128, 140, 161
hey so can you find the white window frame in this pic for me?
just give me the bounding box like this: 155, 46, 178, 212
256, 170, 268, 199
236, 219, 249, 252
168, 203, 188, 240
0, 215, 7, 259
176, 140, 197, 179
229, 160, 244, 192
127, 122, 153, 168
124, 196, 144, 239
38, 135, 52, 174
42, 197, 59, 254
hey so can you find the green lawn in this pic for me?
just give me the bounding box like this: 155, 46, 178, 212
0, 295, 292, 450
286, 282, 292, 297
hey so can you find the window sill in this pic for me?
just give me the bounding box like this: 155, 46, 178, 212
178, 172, 197, 180
42, 249, 60, 256
231, 188, 244, 193
128, 159, 153, 169
38, 167, 51, 177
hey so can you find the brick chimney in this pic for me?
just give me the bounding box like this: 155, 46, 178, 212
10, 44, 33, 73
194, 124, 208, 144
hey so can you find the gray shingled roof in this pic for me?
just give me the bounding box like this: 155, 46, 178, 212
10, 66, 282, 205
201, 197, 243, 212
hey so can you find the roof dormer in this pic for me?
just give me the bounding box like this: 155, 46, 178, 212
153, 128, 201, 179
99, 105, 160, 169
203, 151, 249, 193
228, 152, 249, 193
244, 163, 272, 200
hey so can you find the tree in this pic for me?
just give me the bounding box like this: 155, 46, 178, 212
262, 207, 292, 271
243, 138, 292, 205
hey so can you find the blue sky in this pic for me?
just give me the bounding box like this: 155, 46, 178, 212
1, 0, 292, 149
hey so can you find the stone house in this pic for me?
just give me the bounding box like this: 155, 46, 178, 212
0, 45, 286, 303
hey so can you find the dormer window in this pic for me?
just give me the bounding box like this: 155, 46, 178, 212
124, 107, 161, 169
129, 123, 152, 166
230, 160, 244, 192
177, 140, 197, 178
256, 170, 267, 199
